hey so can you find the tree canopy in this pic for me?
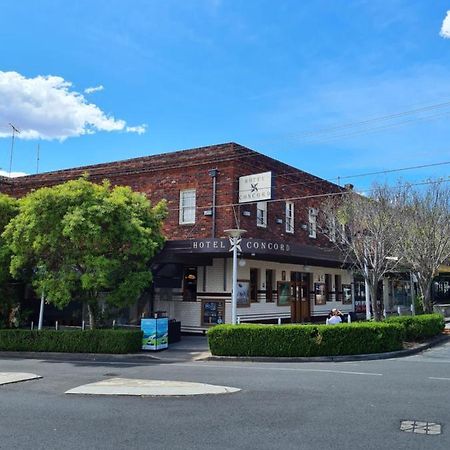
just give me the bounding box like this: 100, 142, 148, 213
3, 177, 167, 327
0, 193, 19, 327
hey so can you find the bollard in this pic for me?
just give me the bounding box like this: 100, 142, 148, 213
112, 319, 116, 329
397, 306, 401, 316
82, 320, 85, 331
237, 317, 241, 324
30, 321, 34, 330
278, 317, 281, 325
347, 314, 351, 323
55, 321, 58, 331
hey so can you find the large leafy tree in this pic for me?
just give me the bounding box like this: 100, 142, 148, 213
0, 193, 19, 327
3, 177, 167, 328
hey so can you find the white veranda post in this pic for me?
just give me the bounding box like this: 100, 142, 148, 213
224, 229, 246, 325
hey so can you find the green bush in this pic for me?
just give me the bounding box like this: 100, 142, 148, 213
385, 314, 445, 341
0, 329, 143, 354
208, 322, 405, 357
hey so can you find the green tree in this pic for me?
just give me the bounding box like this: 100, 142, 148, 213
3, 177, 167, 328
0, 193, 19, 327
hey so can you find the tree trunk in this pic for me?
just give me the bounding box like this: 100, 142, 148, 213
87, 302, 96, 329
370, 285, 382, 321
419, 278, 433, 314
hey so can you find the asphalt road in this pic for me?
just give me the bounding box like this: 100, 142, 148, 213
1, 339, 450, 450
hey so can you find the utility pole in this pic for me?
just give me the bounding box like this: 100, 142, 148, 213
8, 123, 20, 176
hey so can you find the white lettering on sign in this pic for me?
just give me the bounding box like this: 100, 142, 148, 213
190, 239, 291, 253
238, 171, 272, 203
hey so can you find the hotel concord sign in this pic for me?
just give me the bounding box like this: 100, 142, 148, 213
238, 171, 272, 203
191, 238, 291, 254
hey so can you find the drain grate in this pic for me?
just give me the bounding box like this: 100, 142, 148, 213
400, 420, 441, 435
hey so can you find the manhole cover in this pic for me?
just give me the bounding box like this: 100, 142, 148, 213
400, 420, 441, 435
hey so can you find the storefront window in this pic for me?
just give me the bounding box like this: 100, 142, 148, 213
266, 269, 274, 302
433, 276, 450, 303
250, 268, 259, 302
183, 267, 197, 301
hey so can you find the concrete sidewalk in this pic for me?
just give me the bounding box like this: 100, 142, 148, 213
0, 335, 210, 364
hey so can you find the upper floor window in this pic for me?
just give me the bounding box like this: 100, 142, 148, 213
285, 201, 294, 233
179, 189, 196, 224
257, 201, 267, 228
308, 207, 317, 238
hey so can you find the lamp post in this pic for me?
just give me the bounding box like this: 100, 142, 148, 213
224, 228, 246, 325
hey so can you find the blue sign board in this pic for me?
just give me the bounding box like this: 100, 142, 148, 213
141, 318, 169, 351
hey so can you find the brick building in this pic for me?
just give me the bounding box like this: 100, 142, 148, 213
1, 142, 357, 331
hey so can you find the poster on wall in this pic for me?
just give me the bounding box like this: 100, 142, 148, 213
314, 283, 327, 305
277, 281, 291, 306
236, 280, 250, 307
141, 318, 169, 351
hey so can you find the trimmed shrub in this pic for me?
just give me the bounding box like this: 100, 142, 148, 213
0, 329, 143, 354
208, 322, 404, 357
385, 314, 445, 341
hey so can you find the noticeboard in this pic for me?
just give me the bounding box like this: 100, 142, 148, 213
201, 299, 225, 326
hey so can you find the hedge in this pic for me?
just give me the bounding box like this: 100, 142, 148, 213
0, 329, 143, 354
208, 322, 405, 357
385, 314, 445, 341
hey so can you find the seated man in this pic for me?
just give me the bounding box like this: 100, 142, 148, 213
327, 308, 342, 325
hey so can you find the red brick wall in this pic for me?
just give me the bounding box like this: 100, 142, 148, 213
1, 142, 341, 246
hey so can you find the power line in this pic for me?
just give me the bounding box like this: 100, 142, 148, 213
166, 176, 450, 213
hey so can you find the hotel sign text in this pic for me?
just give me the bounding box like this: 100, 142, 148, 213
238, 171, 272, 203
191, 238, 291, 253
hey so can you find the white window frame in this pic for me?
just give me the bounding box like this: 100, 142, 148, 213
257, 201, 267, 228
308, 207, 317, 238
285, 201, 294, 233
179, 189, 196, 225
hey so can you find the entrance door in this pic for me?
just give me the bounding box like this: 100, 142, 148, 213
290, 272, 310, 323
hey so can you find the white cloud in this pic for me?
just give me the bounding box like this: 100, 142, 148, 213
440, 11, 450, 38
0, 71, 147, 140
84, 85, 104, 94
0, 170, 27, 178
126, 124, 147, 134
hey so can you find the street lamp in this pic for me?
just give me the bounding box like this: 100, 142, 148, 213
224, 228, 246, 325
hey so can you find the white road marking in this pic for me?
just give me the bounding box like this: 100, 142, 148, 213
174, 363, 383, 376
428, 377, 450, 381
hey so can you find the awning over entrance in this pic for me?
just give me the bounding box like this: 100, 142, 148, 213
154, 238, 346, 268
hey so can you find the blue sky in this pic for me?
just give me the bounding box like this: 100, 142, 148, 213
0, 0, 449, 191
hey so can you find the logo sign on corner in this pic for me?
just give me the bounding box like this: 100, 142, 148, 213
238, 171, 272, 203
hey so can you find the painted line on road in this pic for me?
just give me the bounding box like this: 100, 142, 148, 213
174, 363, 383, 377
428, 377, 450, 381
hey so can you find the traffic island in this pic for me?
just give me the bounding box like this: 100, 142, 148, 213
65, 378, 241, 397
0, 372, 42, 385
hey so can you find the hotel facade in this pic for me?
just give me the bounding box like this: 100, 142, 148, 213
2, 142, 444, 331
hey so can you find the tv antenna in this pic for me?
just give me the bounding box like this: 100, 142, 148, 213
36, 141, 40, 174
8, 123, 20, 176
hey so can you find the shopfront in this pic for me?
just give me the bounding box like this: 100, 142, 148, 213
152, 238, 353, 332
